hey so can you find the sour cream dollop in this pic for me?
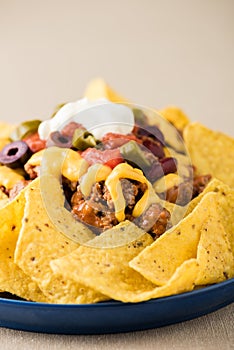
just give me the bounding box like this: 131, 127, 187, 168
38, 98, 135, 140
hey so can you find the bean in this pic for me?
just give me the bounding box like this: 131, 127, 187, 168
142, 139, 165, 159
136, 125, 165, 145
146, 157, 177, 183
160, 157, 177, 175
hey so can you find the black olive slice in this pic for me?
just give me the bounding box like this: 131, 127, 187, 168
46, 131, 72, 148
0, 141, 32, 169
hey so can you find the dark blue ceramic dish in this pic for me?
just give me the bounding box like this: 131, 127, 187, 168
0, 278, 233, 335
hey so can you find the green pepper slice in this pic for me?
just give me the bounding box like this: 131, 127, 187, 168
120, 140, 151, 170
10, 120, 42, 141
72, 128, 97, 150
132, 108, 146, 125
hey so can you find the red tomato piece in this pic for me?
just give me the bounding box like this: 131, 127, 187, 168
102, 133, 142, 150
102, 132, 142, 143
81, 148, 124, 169
23, 132, 46, 153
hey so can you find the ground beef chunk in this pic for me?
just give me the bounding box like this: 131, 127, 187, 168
120, 179, 139, 208
71, 186, 84, 205
62, 176, 78, 206
165, 181, 193, 206
9, 180, 31, 200
71, 180, 140, 231
70, 178, 170, 238
0, 186, 9, 197
88, 182, 114, 212
72, 201, 118, 231
71, 182, 117, 231
102, 183, 113, 205
72, 190, 118, 232
134, 203, 171, 240
24, 163, 40, 179
71, 179, 147, 225
165, 174, 211, 206
192, 174, 212, 197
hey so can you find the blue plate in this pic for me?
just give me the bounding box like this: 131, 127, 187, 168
0, 278, 233, 335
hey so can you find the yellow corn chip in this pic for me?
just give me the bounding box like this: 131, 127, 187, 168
84, 78, 129, 103
184, 122, 234, 188
133, 259, 198, 303
129, 192, 218, 286
14, 182, 108, 303
0, 138, 10, 151
186, 179, 234, 253
51, 242, 198, 302
39, 173, 95, 244
146, 109, 187, 153
186, 178, 229, 215
215, 191, 234, 254
159, 106, 190, 130
0, 166, 25, 191
0, 182, 46, 301
163, 201, 187, 226
0, 121, 14, 138
50, 223, 159, 302
0, 189, 9, 209
196, 217, 234, 285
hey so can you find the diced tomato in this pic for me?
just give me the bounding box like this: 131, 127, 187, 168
81, 148, 124, 169
61, 122, 85, 137
102, 132, 142, 143
23, 132, 46, 153
102, 133, 142, 150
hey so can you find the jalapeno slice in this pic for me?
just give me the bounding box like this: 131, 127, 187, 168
120, 140, 151, 170
10, 120, 42, 141
132, 108, 146, 125
72, 128, 97, 150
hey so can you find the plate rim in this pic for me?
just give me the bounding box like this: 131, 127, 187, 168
0, 277, 233, 334
0, 277, 233, 309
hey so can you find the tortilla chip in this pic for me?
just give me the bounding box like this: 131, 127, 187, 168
0, 189, 8, 200
186, 178, 228, 215
196, 217, 234, 285
163, 201, 188, 226
0, 190, 9, 209
146, 109, 186, 153
86, 220, 153, 248
0, 182, 46, 301
51, 242, 198, 302
40, 174, 95, 244
134, 258, 198, 302
186, 179, 234, 253
215, 191, 234, 255
159, 106, 190, 130
129, 193, 219, 286
50, 223, 160, 302
14, 182, 107, 303
0, 122, 14, 138
184, 122, 234, 188
84, 78, 129, 103
0, 138, 10, 151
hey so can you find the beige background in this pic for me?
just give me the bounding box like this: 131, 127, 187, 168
0, 0, 234, 135
0, 1, 233, 349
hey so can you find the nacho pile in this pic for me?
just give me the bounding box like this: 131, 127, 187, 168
0, 80, 233, 303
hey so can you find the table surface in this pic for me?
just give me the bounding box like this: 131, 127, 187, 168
0, 1, 234, 349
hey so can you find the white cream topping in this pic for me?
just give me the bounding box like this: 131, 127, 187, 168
38, 98, 134, 140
